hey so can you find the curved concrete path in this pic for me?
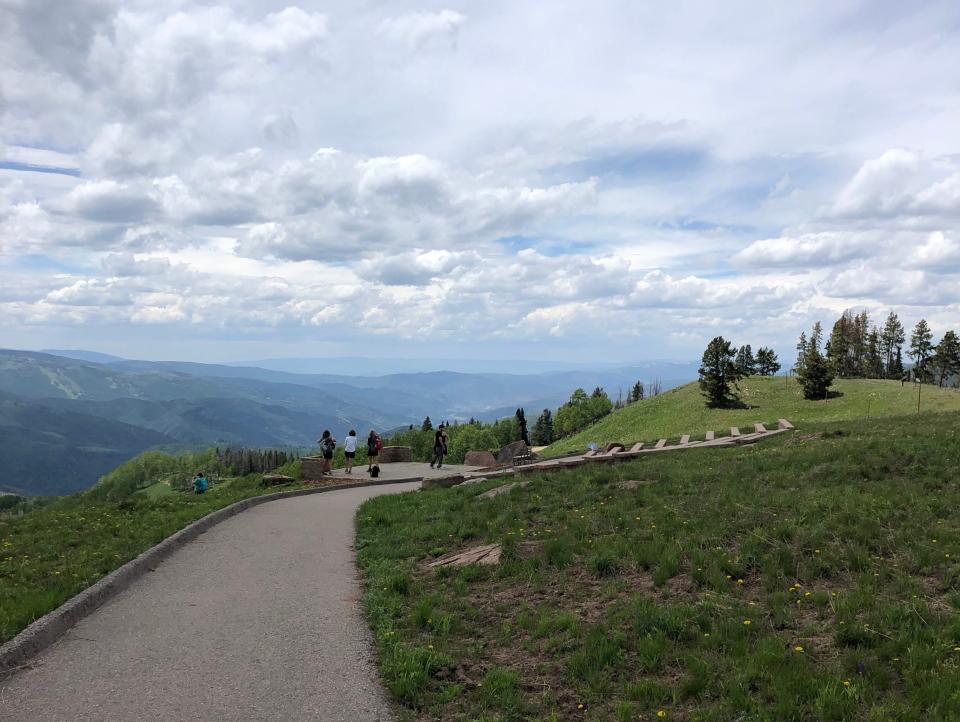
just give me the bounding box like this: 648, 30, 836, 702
0, 483, 419, 721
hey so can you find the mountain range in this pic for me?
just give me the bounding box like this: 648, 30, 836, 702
0, 349, 698, 495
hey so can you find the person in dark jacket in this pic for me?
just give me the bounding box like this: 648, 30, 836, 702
319, 430, 336, 475
367, 430, 381, 471
429, 424, 448, 469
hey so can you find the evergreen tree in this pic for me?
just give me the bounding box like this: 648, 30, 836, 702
811, 322, 824, 351
892, 348, 905, 379
531, 409, 554, 445
515, 408, 530, 445
755, 347, 781, 376
880, 312, 905, 378
734, 344, 757, 376
421, 416, 433, 432
909, 319, 934, 382
865, 328, 884, 378
796, 323, 834, 400
933, 330, 960, 387
795, 332, 808, 374
827, 312, 853, 376
698, 336, 744, 407
629, 380, 644, 403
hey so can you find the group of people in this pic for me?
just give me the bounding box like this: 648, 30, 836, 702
315, 424, 449, 473
317, 429, 383, 475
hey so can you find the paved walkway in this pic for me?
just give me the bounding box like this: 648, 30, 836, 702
328, 461, 484, 482
0, 483, 420, 722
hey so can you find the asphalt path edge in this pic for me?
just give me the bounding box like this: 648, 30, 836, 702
0, 478, 414, 679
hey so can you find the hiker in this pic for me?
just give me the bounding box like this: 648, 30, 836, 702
192, 471, 208, 495
367, 430, 381, 471
430, 424, 448, 469
343, 429, 358, 474
319, 430, 336, 475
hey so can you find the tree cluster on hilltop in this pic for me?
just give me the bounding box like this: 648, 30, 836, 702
699, 337, 781, 407
799, 310, 960, 388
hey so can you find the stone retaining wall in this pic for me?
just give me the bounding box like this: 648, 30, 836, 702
379, 446, 412, 463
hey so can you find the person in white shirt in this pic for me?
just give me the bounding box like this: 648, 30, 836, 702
343, 429, 358, 474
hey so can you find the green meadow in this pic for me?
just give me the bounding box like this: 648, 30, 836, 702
356, 412, 960, 721
544, 377, 960, 457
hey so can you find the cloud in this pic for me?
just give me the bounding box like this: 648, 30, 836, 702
733, 232, 877, 269
378, 9, 466, 49
58, 179, 157, 223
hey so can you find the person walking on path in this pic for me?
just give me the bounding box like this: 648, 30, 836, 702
366, 430, 381, 471
319, 430, 336, 475
343, 429, 358, 474
430, 424, 448, 469
192, 471, 209, 494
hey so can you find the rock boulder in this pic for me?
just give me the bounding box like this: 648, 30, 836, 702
495, 440, 529, 464
464, 450, 497, 468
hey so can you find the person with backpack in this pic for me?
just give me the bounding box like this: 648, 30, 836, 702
192, 471, 209, 495
343, 429, 358, 474
430, 424, 448, 469
367, 430, 381, 471
319, 430, 336, 475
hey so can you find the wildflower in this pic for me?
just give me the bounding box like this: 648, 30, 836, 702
427, 644, 433, 650
577, 703, 584, 710
736, 579, 744, 585
842, 679, 851, 687
657, 711, 666, 718
743, 619, 751, 626
814, 549, 821, 554
704, 632, 710, 637
794, 645, 804, 653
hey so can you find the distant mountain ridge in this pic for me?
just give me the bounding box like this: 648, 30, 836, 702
1, 349, 699, 495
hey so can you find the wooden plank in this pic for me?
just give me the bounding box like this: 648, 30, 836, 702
730, 427, 740, 437
705, 430, 715, 441
778, 418, 794, 429
583, 450, 597, 458
680, 434, 690, 445
754, 423, 767, 433
655, 438, 667, 449
629, 442, 644, 452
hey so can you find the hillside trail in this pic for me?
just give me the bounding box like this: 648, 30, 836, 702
0, 483, 420, 722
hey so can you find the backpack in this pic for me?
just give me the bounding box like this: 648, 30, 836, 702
370, 465, 380, 478
322, 437, 335, 453
375, 436, 383, 451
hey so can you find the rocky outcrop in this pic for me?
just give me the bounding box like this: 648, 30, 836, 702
495, 440, 529, 464
464, 450, 497, 468
379, 446, 412, 463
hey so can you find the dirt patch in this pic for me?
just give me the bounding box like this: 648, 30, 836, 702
425, 543, 502, 569
617, 479, 660, 490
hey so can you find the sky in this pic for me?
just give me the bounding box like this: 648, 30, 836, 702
2, 0, 959, 366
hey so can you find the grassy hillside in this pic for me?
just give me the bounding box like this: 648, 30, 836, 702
545, 377, 960, 456
356, 412, 960, 721
0, 471, 314, 644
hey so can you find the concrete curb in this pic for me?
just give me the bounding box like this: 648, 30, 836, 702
0, 478, 412, 679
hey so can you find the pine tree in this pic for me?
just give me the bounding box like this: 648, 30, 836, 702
531, 409, 554, 445
515, 408, 530, 445
630, 380, 644, 403
880, 312, 905, 378
755, 347, 781, 376
827, 312, 853, 377
796, 323, 834, 400
909, 319, 934, 382
865, 328, 884, 378
734, 344, 757, 376
892, 348, 904, 379
933, 330, 960, 387
795, 332, 808, 373
698, 336, 744, 407
421, 416, 433, 432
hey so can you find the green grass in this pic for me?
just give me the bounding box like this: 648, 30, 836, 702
356, 411, 960, 721
0, 473, 316, 644
136, 481, 174, 499
544, 377, 960, 456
